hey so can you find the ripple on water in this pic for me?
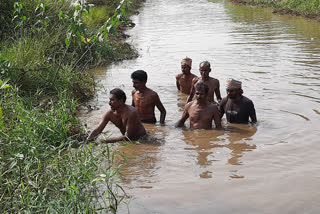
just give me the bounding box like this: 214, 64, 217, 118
83, 0, 320, 213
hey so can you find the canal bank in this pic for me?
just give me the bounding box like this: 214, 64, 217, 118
229, 0, 320, 21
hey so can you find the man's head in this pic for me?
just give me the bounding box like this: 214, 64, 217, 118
226, 78, 243, 99
131, 70, 147, 90
181, 57, 192, 74
109, 88, 126, 110
195, 82, 209, 102
199, 61, 211, 79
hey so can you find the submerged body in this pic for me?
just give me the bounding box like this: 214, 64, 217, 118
177, 82, 222, 129
220, 79, 257, 124
132, 87, 165, 123
87, 88, 146, 143
176, 57, 197, 94
220, 96, 256, 124
131, 70, 166, 124
187, 61, 222, 103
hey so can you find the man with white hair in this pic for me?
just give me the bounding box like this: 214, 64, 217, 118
187, 61, 222, 104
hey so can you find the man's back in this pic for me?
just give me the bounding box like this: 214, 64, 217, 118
108, 104, 146, 140
132, 88, 158, 120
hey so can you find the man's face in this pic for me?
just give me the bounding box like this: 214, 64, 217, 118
227, 88, 241, 99
181, 64, 191, 74
109, 94, 121, 110
195, 89, 207, 101
132, 79, 146, 90
199, 65, 211, 78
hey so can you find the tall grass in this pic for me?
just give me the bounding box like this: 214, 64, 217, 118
0, 0, 145, 212
0, 86, 126, 213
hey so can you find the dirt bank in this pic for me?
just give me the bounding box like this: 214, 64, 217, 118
229, 0, 320, 21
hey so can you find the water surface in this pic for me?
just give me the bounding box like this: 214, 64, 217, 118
80, 0, 320, 213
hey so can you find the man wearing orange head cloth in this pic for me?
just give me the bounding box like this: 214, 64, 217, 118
176, 57, 197, 94
219, 78, 257, 124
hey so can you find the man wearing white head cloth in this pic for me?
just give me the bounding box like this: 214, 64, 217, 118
219, 78, 257, 124
176, 57, 197, 94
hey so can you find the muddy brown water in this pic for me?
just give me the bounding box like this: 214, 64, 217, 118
79, 0, 320, 213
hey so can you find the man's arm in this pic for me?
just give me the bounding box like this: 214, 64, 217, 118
186, 78, 197, 103
219, 99, 226, 119
155, 93, 166, 124
176, 104, 190, 127
131, 91, 135, 107
249, 101, 257, 123
215, 81, 222, 103
105, 136, 126, 144
176, 75, 181, 91
212, 105, 222, 129
87, 111, 110, 141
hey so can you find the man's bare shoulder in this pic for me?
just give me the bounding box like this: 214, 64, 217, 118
208, 102, 219, 110
176, 73, 183, 79
192, 76, 200, 84
209, 77, 219, 83
185, 100, 195, 109
145, 88, 159, 97
132, 89, 137, 95
103, 109, 116, 118
190, 73, 197, 77
126, 104, 138, 113
122, 105, 138, 117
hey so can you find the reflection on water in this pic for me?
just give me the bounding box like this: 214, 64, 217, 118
182, 125, 256, 167
79, 0, 320, 213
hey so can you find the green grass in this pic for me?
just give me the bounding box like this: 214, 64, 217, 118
283, 0, 320, 15
0, 0, 143, 212
0, 86, 126, 213
230, 0, 320, 16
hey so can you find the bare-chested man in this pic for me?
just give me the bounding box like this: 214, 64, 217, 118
176, 82, 222, 129
187, 61, 222, 104
176, 57, 197, 94
87, 88, 146, 143
220, 78, 257, 124
131, 70, 166, 124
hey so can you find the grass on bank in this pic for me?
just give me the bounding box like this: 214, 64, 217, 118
230, 0, 320, 17
0, 0, 144, 212
0, 84, 127, 213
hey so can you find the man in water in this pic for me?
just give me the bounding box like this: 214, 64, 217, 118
86, 88, 146, 143
219, 78, 257, 124
131, 70, 166, 124
176, 82, 222, 129
187, 61, 222, 104
176, 57, 197, 94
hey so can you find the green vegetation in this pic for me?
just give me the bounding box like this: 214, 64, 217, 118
0, 0, 143, 212
229, 0, 320, 18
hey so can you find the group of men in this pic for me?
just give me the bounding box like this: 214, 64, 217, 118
87, 57, 257, 143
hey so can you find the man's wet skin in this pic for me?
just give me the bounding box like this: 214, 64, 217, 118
187, 61, 222, 103
87, 88, 146, 143
131, 70, 166, 124
177, 83, 222, 129
176, 59, 197, 94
